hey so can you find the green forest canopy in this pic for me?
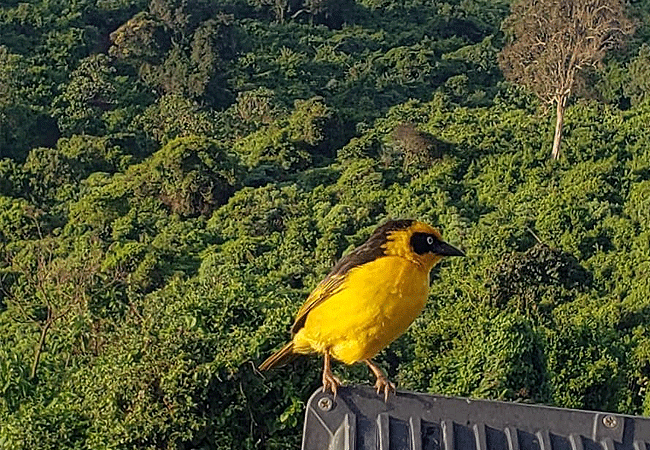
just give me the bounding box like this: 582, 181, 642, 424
1, 0, 650, 448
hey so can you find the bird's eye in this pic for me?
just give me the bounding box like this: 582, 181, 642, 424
427, 236, 434, 245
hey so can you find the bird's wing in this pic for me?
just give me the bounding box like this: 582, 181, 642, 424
290, 274, 346, 334
291, 237, 386, 334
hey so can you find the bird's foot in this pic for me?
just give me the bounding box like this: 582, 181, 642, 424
364, 359, 395, 402
374, 375, 396, 402
322, 368, 342, 397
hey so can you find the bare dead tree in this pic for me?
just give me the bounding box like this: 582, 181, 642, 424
389, 124, 441, 172
498, 0, 635, 159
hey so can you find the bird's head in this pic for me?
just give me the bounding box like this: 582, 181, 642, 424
379, 220, 465, 271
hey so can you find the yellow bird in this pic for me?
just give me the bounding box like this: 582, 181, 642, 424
259, 219, 464, 400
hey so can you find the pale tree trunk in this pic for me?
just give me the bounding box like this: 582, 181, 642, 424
551, 95, 567, 159
274, 0, 287, 23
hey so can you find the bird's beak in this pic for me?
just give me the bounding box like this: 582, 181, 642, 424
433, 241, 465, 257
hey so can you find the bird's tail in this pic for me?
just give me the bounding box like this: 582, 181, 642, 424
259, 342, 298, 371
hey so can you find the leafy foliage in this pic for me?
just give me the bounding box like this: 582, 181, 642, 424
2, 0, 650, 448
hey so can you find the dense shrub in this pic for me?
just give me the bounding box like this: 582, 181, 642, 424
2, 0, 650, 448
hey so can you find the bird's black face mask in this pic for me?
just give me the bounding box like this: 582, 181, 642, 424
410, 233, 465, 257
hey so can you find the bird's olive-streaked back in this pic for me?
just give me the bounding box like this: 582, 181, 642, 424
326, 219, 415, 278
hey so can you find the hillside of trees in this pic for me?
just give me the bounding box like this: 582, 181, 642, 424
2, 0, 650, 448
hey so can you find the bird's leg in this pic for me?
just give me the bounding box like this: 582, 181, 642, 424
364, 359, 395, 402
322, 350, 342, 397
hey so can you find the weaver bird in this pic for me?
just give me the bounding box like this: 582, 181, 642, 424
259, 219, 464, 400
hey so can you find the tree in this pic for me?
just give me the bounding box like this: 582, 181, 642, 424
498, 0, 635, 159
625, 44, 650, 106
53, 54, 118, 136
386, 123, 442, 174
0, 238, 107, 380
109, 11, 169, 64
132, 136, 241, 217
251, 0, 295, 23
134, 94, 218, 145
0, 46, 59, 160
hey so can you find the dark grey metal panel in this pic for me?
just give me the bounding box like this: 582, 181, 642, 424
301, 386, 650, 450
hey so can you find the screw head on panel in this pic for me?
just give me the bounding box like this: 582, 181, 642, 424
602, 415, 618, 429
318, 397, 333, 412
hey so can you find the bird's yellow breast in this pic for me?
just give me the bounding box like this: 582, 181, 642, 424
293, 256, 430, 364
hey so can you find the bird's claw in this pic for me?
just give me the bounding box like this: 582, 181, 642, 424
375, 375, 396, 402
322, 370, 342, 398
